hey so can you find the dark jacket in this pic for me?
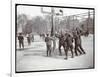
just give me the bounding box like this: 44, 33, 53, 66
64, 34, 73, 46
18, 35, 24, 42
45, 36, 53, 46
73, 32, 81, 45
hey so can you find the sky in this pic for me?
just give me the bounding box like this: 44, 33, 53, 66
17, 5, 93, 19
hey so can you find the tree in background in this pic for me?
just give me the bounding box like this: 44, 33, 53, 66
17, 14, 28, 33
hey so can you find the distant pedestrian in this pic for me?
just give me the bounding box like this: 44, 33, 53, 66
26, 33, 31, 45
45, 34, 53, 56
18, 33, 24, 49
31, 34, 34, 42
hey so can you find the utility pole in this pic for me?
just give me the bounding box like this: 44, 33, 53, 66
86, 10, 90, 36
51, 8, 55, 36
41, 7, 63, 52
87, 10, 90, 31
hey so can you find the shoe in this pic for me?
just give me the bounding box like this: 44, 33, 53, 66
64, 57, 68, 60
59, 54, 62, 56
83, 52, 86, 54
75, 54, 78, 56
71, 56, 74, 58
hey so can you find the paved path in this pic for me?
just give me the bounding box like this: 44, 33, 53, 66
16, 35, 94, 72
